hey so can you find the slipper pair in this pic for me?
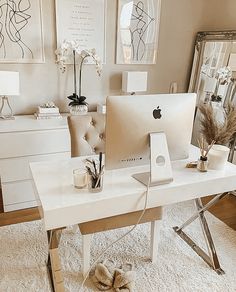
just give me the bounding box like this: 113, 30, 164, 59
91, 260, 136, 291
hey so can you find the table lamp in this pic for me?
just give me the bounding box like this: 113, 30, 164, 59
0, 71, 20, 120
122, 71, 148, 95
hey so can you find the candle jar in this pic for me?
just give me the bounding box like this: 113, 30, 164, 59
208, 144, 230, 170
73, 168, 87, 189
197, 156, 208, 172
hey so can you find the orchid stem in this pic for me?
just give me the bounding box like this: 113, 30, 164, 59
73, 50, 77, 96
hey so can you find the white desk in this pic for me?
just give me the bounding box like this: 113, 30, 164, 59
30, 146, 236, 291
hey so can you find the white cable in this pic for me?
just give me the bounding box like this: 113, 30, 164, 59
79, 178, 151, 292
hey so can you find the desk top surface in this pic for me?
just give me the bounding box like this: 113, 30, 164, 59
30, 145, 236, 230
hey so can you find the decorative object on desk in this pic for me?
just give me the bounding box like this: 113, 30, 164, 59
122, 71, 148, 95
34, 102, 62, 119
86, 152, 104, 193
199, 102, 236, 145
185, 161, 198, 168
116, 0, 161, 64
0, 71, 19, 120
197, 138, 215, 172
55, 40, 102, 115
73, 168, 88, 189
208, 144, 230, 170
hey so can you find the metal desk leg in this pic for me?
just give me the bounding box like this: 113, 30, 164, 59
173, 192, 229, 275
47, 229, 65, 292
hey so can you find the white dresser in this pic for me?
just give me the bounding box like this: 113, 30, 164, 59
0, 115, 71, 212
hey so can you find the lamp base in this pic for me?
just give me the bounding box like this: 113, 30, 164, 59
0, 96, 14, 120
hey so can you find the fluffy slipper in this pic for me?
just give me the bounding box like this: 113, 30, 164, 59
113, 264, 136, 292
91, 260, 116, 291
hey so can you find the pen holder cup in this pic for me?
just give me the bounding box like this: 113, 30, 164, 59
88, 173, 103, 193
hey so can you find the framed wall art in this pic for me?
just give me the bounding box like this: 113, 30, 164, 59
116, 0, 161, 64
55, 0, 106, 64
0, 0, 44, 63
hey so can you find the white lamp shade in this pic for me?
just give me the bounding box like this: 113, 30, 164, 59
122, 71, 148, 93
0, 71, 20, 96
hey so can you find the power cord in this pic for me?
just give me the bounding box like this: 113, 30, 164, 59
79, 178, 151, 292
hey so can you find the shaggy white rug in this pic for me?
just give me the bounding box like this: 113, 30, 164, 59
0, 200, 236, 292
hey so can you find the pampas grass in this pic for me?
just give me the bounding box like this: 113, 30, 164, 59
198, 102, 236, 145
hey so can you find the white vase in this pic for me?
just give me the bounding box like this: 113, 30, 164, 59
70, 105, 88, 115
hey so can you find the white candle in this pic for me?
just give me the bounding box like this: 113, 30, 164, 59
208, 145, 230, 170
73, 168, 87, 189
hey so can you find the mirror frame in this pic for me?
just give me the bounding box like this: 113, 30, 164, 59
189, 30, 236, 162
188, 30, 236, 96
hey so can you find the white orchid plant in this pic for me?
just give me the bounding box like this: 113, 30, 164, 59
55, 40, 102, 106
216, 66, 232, 85
211, 66, 232, 103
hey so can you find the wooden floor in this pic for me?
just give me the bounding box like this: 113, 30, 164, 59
202, 194, 236, 230
0, 194, 236, 230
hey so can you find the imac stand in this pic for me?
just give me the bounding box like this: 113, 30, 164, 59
132, 132, 173, 187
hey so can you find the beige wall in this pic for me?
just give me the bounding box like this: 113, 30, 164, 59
0, 0, 231, 114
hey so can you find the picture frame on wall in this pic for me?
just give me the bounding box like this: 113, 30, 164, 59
116, 0, 161, 64
55, 0, 106, 64
0, 0, 44, 63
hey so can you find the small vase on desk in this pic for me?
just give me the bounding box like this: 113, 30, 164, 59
70, 104, 88, 115
197, 156, 208, 172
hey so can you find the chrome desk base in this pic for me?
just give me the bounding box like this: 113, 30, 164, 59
173, 192, 229, 275
47, 229, 65, 292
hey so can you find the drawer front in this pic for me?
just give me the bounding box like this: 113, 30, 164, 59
0, 129, 70, 159
2, 180, 36, 206
0, 152, 71, 183
4, 200, 37, 212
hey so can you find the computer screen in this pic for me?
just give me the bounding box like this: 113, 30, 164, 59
105, 93, 196, 170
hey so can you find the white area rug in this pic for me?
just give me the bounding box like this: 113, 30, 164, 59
1, 200, 236, 292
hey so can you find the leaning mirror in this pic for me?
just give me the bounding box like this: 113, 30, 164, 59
189, 31, 236, 162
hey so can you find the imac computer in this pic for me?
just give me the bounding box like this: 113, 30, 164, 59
105, 93, 196, 186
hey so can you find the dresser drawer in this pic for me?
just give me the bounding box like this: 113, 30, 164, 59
4, 200, 37, 212
0, 129, 70, 159
0, 152, 71, 183
2, 180, 36, 206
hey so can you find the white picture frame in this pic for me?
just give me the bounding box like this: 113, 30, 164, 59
0, 0, 44, 64
55, 0, 106, 64
116, 0, 161, 64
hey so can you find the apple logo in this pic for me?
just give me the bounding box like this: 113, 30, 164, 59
153, 106, 162, 119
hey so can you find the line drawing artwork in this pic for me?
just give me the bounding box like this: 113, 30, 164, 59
130, 1, 155, 61
0, 0, 34, 60
117, 0, 159, 64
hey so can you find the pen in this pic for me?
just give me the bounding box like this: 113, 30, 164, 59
99, 152, 102, 174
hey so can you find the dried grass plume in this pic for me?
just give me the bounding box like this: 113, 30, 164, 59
198, 102, 236, 145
